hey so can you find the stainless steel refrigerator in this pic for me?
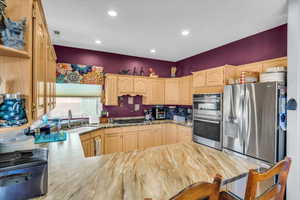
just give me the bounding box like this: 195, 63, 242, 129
223, 82, 286, 164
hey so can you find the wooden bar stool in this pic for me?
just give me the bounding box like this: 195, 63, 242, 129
169, 174, 223, 200
244, 157, 292, 200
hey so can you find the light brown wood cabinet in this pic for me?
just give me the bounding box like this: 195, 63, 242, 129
165, 78, 180, 105
46, 41, 57, 112
236, 63, 262, 78
0, 0, 57, 133
192, 65, 236, 94
134, 77, 147, 95
262, 57, 287, 72
163, 124, 178, 145
177, 126, 193, 143
206, 67, 224, 86
80, 134, 95, 157
193, 71, 206, 88
151, 79, 165, 105
105, 134, 123, 154
118, 76, 134, 95
32, 2, 47, 119
138, 128, 155, 149
80, 124, 193, 157
105, 74, 118, 106
179, 76, 192, 105
123, 133, 138, 152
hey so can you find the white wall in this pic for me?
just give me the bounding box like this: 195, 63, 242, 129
287, 0, 300, 199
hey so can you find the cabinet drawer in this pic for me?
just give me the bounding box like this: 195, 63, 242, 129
91, 129, 104, 138
104, 127, 123, 135
150, 124, 162, 129
123, 126, 140, 132
80, 133, 91, 141
138, 125, 152, 130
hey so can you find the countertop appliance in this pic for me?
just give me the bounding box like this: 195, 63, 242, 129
193, 94, 223, 150
223, 82, 286, 164
0, 149, 48, 200
152, 106, 167, 120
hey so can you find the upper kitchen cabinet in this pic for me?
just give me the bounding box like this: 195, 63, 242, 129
151, 79, 165, 105
0, 0, 56, 132
165, 78, 180, 105
192, 65, 236, 94
193, 71, 206, 88
105, 74, 118, 106
118, 76, 134, 95
32, 0, 56, 120
134, 77, 147, 95
236, 62, 263, 78
206, 67, 224, 86
143, 78, 165, 105
179, 76, 192, 105
262, 57, 287, 72
32, 2, 47, 119
117, 75, 148, 96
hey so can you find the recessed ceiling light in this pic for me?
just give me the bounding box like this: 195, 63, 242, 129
107, 10, 118, 17
181, 30, 190, 36
150, 49, 156, 54
95, 40, 102, 44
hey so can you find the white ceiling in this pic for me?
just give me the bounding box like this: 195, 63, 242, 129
42, 0, 288, 62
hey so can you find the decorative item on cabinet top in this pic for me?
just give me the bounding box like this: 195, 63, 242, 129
56, 63, 104, 85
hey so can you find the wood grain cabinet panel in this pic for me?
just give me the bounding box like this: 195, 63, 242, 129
33, 3, 47, 120
177, 126, 192, 143
179, 76, 192, 105
206, 67, 224, 86
165, 79, 180, 105
262, 57, 287, 72
163, 124, 178, 145
123, 132, 138, 152
138, 129, 155, 150
105, 75, 118, 106
152, 79, 165, 105
193, 71, 206, 88
237, 63, 263, 77
80, 134, 95, 157
118, 76, 134, 95
134, 78, 147, 94
105, 134, 123, 154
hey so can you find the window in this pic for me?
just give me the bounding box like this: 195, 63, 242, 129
48, 83, 103, 119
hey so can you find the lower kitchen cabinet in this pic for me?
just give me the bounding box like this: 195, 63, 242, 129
80, 124, 193, 157
80, 134, 95, 157
105, 134, 123, 154
123, 132, 138, 152
138, 129, 155, 149
163, 124, 178, 145
177, 126, 193, 143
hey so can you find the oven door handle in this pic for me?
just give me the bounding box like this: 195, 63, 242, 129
194, 118, 220, 124
0, 173, 32, 187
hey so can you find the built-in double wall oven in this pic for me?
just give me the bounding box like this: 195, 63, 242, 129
193, 94, 222, 150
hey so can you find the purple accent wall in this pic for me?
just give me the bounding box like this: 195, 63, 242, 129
54, 45, 175, 118
54, 24, 287, 118
105, 96, 149, 118
54, 46, 175, 78
177, 24, 287, 76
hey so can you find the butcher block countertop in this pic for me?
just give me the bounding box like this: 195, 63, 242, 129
28, 127, 260, 200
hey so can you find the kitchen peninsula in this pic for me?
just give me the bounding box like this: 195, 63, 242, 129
30, 127, 259, 200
